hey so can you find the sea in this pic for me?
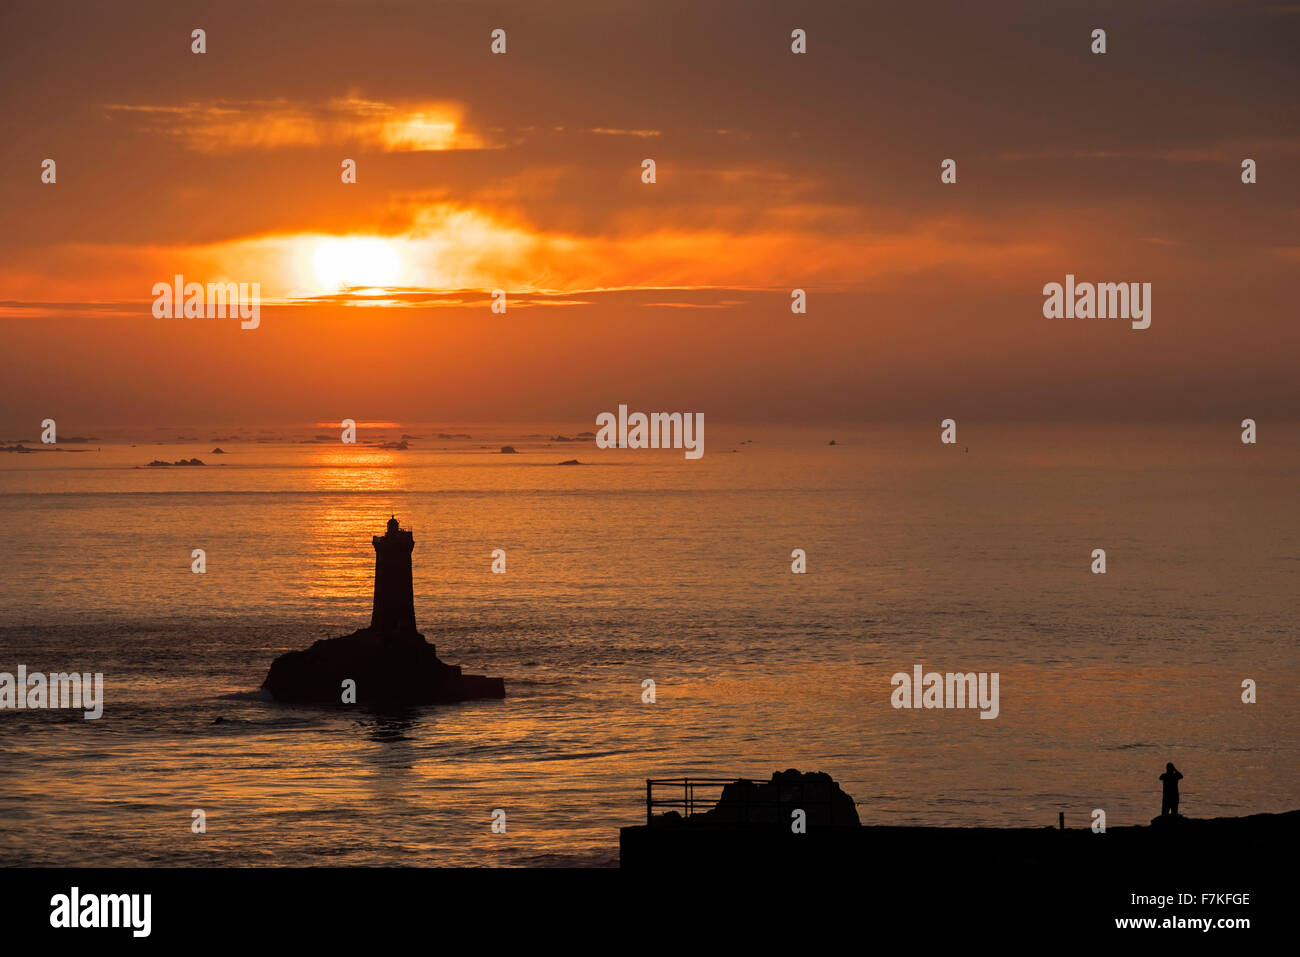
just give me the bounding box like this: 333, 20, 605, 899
0, 423, 1296, 866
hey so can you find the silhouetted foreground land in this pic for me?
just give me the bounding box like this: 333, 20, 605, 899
621, 770, 1297, 896
621, 809, 1299, 872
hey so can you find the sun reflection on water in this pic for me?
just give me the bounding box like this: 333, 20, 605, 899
307, 448, 407, 492
293, 448, 414, 605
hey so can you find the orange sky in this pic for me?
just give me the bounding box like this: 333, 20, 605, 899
1, 0, 1297, 430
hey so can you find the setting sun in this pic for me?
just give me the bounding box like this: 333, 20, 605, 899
312, 237, 402, 291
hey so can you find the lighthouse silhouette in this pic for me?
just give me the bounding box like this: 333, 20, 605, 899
261, 515, 504, 704
371, 515, 416, 632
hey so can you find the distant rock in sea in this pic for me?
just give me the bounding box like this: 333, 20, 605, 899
500, 445, 518, 454
1, 444, 91, 454
377, 439, 409, 450
146, 458, 205, 467
262, 517, 505, 707
210, 447, 227, 454
557, 459, 581, 466
828, 440, 837, 446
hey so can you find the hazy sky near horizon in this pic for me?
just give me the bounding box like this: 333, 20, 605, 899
1, 0, 1297, 430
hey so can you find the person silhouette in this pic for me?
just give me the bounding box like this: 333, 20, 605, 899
1159, 762, 1183, 816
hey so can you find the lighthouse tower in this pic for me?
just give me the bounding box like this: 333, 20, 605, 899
371, 516, 416, 632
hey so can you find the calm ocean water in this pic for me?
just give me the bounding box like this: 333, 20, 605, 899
0, 424, 1296, 866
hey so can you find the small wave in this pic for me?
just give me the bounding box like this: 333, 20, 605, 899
218, 688, 274, 701
533, 746, 667, 762
509, 850, 618, 868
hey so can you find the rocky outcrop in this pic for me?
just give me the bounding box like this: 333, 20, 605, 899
263, 627, 504, 706
699, 769, 860, 827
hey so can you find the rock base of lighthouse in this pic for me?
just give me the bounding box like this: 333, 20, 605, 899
263, 628, 505, 706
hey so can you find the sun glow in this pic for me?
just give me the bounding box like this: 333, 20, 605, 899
312, 237, 402, 291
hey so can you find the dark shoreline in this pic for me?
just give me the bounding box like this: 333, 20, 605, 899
620, 809, 1300, 870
